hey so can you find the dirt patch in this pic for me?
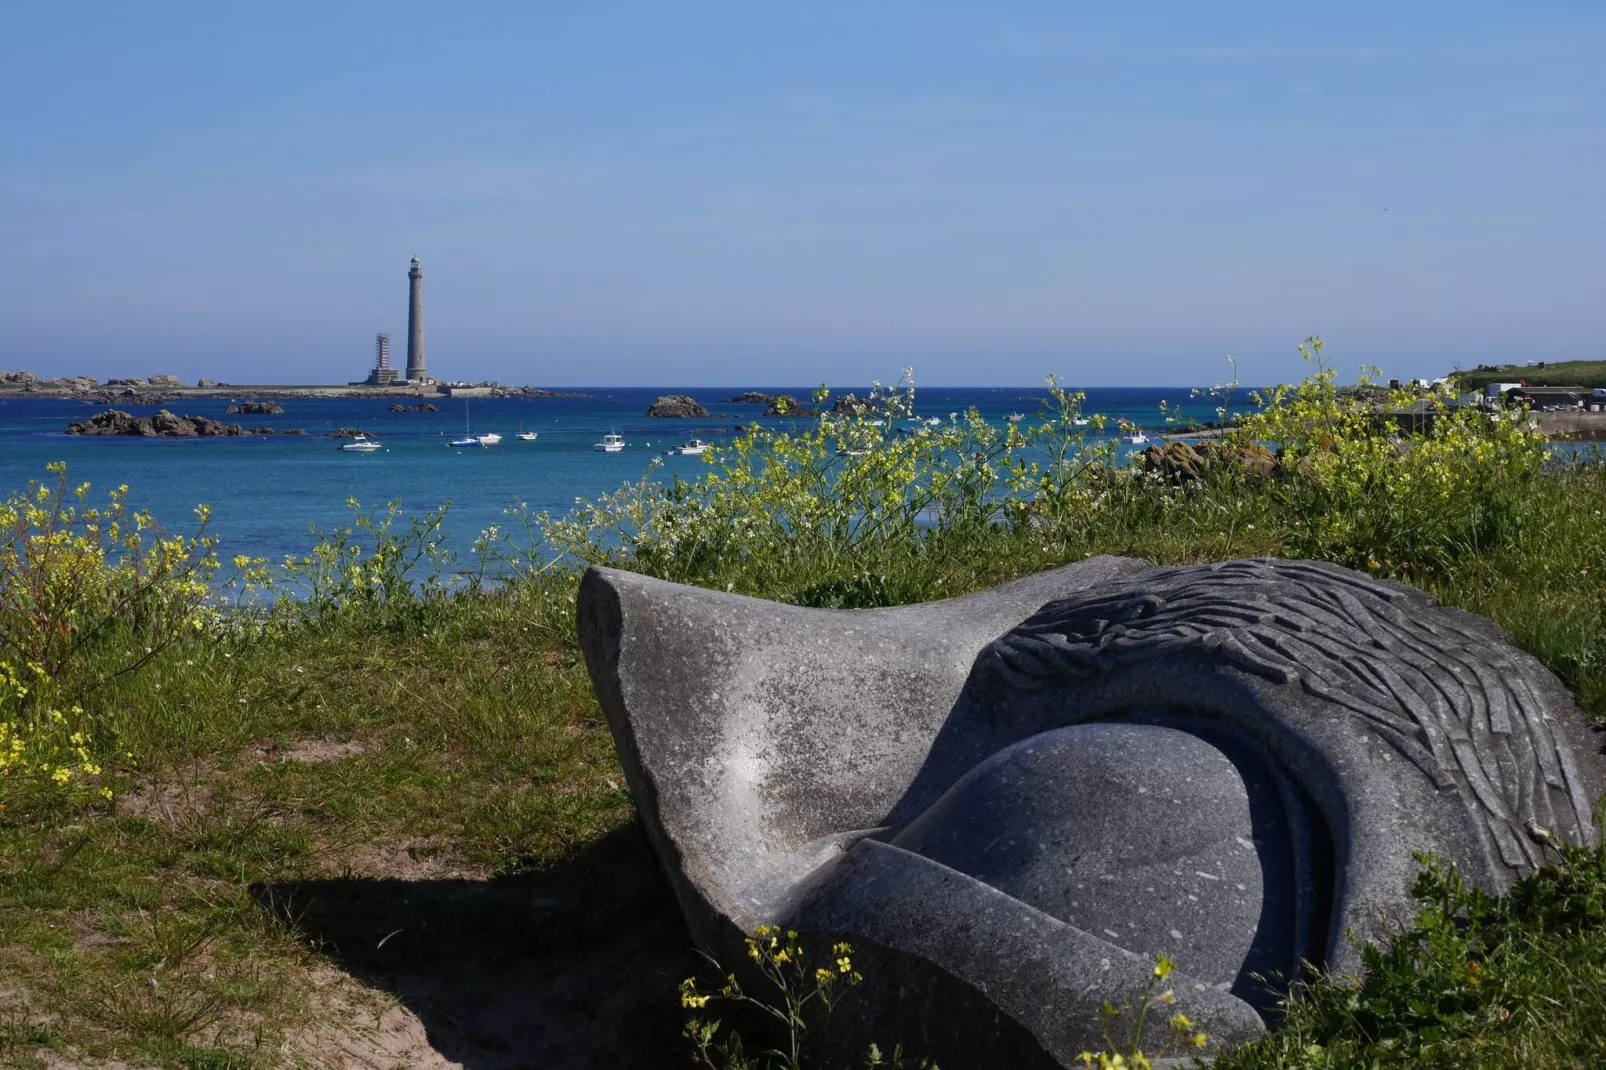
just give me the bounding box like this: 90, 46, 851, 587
112, 761, 214, 824
321, 840, 490, 882
255, 739, 369, 765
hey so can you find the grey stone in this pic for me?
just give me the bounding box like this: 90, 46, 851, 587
577, 558, 1605, 1066
645, 394, 711, 418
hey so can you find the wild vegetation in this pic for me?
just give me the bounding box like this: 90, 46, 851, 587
2, 339, 1605, 1068
1452, 359, 1606, 391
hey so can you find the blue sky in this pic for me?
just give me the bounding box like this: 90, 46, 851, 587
2, 3, 1602, 387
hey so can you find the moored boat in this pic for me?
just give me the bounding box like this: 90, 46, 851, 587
665, 438, 709, 456
338, 434, 384, 453
594, 432, 626, 452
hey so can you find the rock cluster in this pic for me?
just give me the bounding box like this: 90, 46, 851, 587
725, 391, 775, 404
388, 402, 439, 412
225, 401, 284, 415
1, 370, 38, 384
645, 394, 711, 418
147, 374, 184, 386
764, 394, 814, 417
1140, 441, 1277, 484
65, 409, 242, 437
326, 428, 372, 439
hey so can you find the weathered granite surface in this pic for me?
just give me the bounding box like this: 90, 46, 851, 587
578, 558, 1604, 1066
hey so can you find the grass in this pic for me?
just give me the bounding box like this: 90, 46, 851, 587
1452, 359, 1606, 390
3, 364, 1606, 1067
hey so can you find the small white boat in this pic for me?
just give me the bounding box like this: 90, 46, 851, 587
339, 434, 384, 453
516, 431, 539, 442
925, 416, 943, 426
1123, 431, 1149, 445
1007, 412, 1026, 423
594, 432, 626, 452
1073, 416, 1090, 427
665, 438, 709, 456
451, 400, 494, 447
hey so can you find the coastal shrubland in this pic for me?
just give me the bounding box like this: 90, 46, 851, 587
1, 341, 1605, 1067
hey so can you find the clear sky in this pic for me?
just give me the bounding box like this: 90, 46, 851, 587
2, 3, 1602, 387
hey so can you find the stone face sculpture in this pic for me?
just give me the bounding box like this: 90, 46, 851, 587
578, 558, 1604, 1067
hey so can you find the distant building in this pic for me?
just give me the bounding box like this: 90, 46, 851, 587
363, 333, 399, 386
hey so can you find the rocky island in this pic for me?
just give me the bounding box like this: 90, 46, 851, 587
645, 395, 711, 418
66, 409, 245, 437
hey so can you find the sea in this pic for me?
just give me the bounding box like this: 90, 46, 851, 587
0, 387, 1230, 566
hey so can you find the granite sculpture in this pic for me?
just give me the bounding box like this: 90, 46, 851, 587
578, 558, 1604, 1067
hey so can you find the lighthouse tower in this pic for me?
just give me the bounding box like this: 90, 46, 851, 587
404, 256, 427, 383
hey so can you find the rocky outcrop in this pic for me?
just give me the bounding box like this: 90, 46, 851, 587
764, 394, 815, 417
225, 401, 284, 415
147, 374, 184, 387
106, 378, 145, 387
1141, 441, 1277, 485
326, 428, 373, 439
646, 395, 711, 418
725, 391, 775, 404
389, 402, 438, 412
1, 370, 39, 384
65, 409, 242, 437
832, 395, 880, 416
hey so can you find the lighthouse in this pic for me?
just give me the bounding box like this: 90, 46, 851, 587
404, 256, 427, 383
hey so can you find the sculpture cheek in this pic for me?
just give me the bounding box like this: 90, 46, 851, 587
889, 721, 1317, 1013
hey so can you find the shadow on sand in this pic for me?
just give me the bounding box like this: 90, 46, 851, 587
253, 823, 701, 1069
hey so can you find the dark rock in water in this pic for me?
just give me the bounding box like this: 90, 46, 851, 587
725, 391, 775, 404
763, 394, 814, 417
225, 401, 284, 415
832, 394, 880, 416
388, 402, 438, 412
65, 409, 242, 437
578, 558, 1606, 1066
645, 394, 711, 418
244, 427, 306, 435
326, 428, 372, 439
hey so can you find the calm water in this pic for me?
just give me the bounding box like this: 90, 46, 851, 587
0, 387, 1228, 563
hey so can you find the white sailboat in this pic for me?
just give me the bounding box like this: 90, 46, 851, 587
450, 400, 481, 447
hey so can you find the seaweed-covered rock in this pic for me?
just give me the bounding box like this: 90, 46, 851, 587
225, 401, 284, 415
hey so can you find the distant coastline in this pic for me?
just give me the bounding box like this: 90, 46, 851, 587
0, 372, 592, 404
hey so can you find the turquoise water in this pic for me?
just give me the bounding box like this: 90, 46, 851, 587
0, 387, 1228, 563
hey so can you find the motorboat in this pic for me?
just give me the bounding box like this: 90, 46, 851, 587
594, 432, 626, 452
516, 431, 539, 442
665, 438, 710, 456
477, 432, 502, 446
1007, 412, 1026, 422
338, 434, 384, 453
1072, 416, 1090, 427
1122, 431, 1149, 445
448, 436, 480, 448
